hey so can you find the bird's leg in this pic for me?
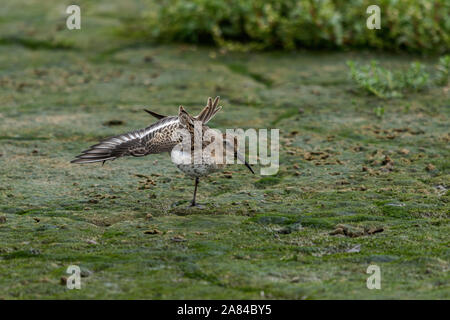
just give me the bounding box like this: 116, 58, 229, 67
190, 177, 199, 207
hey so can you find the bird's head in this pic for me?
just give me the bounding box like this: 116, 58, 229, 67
178, 105, 196, 129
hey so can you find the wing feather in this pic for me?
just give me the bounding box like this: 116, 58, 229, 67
71, 117, 180, 164
195, 96, 222, 124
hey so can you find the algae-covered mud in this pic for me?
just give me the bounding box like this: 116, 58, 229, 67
0, 1, 448, 299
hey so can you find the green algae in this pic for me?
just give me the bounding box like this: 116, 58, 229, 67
0, 0, 448, 300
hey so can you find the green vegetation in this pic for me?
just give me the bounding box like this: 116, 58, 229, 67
124, 0, 450, 52
436, 55, 450, 86
347, 56, 450, 98
0, 0, 449, 299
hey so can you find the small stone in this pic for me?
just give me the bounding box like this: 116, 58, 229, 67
276, 227, 292, 234
367, 227, 384, 235
346, 228, 364, 238
398, 148, 410, 155
382, 155, 393, 165
303, 152, 312, 161
86, 239, 98, 245
329, 227, 344, 235
80, 268, 93, 278
29, 248, 41, 255
380, 162, 394, 172
346, 244, 361, 253
425, 164, 436, 172
33, 217, 40, 223
332, 224, 364, 237
171, 235, 186, 242
0, 216, 6, 223
145, 213, 153, 220
60, 276, 67, 285
386, 134, 396, 140
144, 229, 162, 235
362, 166, 374, 174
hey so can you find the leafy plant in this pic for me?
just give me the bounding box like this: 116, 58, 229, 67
374, 106, 385, 119
347, 60, 403, 98
347, 57, 448, 99
436, 55, 450, 86
122, 0, 450, 53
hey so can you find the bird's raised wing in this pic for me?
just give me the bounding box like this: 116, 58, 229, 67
195, 96, 222, 124
71, 116, 180, 164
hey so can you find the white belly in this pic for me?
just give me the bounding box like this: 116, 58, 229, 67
171, 148, 221, 178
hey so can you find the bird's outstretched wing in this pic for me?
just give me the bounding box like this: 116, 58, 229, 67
195, 96, 222, 124
71, 116, 180, 164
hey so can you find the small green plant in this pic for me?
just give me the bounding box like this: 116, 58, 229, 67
436, 55, 450, 86
403, 103, 411, 113
403, 62, 430, 91
374, 106, 385, 118
347, 60, 403, 98
347, 57, 448, 99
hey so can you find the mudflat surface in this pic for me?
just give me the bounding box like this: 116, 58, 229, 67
0, 1, 448, 299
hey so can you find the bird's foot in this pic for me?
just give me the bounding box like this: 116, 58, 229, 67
188, 202, 205, 209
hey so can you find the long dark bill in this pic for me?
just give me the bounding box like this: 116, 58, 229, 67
244, 160, 255, 174
235, 150, 255, 174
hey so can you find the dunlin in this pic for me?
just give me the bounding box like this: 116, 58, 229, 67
71, 97, 254, 206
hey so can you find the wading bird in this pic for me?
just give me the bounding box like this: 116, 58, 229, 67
71, 97, 254, 206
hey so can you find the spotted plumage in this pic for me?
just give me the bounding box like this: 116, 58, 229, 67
71, 97, 254, 206
71, 116, 180, 164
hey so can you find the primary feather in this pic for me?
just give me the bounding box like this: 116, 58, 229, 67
71, 116, 179, 164
195, 96, 222, 124
71, 97, 223, 165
